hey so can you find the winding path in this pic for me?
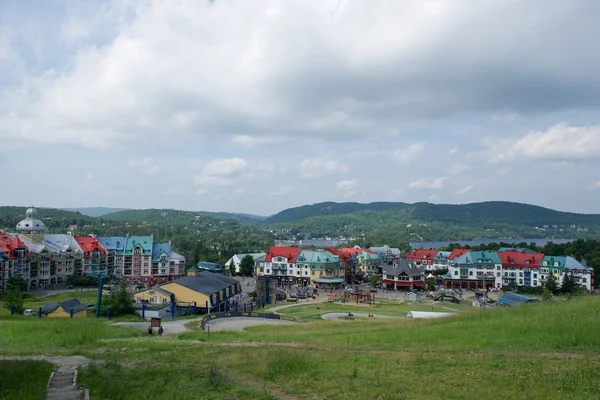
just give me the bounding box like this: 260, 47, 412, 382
320, 312, 405, 321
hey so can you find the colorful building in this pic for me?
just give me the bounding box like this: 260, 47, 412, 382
406, 249, 440, 268
381, 258, 426, 290
0, 231, 30, 290
297, 249, 345, 288
445, 251, 503, 290
41, 298, 87, 318
225, 253, 266, 274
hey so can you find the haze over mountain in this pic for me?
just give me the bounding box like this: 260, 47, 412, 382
60, 207, 130, 217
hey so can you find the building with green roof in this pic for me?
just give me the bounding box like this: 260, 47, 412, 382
297, 250, 345, 286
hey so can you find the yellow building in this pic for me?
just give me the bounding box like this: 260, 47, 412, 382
134, 272, 242, 311
41, 298, 87, 318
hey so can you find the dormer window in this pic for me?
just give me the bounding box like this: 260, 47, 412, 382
543, 261, 548, 266
554, 262, 559, 267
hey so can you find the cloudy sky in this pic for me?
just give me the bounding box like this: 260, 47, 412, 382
1, 0, 600, 216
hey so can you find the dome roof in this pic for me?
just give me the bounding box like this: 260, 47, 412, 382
16, 206, 46, 232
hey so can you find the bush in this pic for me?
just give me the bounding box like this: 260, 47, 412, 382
100, 283, 134, 316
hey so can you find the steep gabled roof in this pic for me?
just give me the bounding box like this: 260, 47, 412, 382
125, 236, 153, 253
42, 298, 87, 314
43, 234, 84, 254
97, 236, 127, 253
382, 258, 425, 276
407, 249, 440, 260
152, 242, 171, 260
498, 249, 544, 267
265, 246, 301, 263
297, 250, 341, 265
448, 247, 470, 260
75, 236, 107, 255
169, 273, 238, 296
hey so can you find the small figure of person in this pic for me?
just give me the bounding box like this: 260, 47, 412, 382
147, 326, 153, 336
158, 326, 164, 336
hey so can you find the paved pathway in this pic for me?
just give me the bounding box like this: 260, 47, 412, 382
0, 355, 99, 400
320, 312, 405, 321
113, 317, 200, 334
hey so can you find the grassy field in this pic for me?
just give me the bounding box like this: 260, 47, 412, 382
0, 291, 99, 318
0, 360, 54, 400
1, 296, 600, 399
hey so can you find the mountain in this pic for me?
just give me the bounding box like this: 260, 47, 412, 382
262, 201, 600, 241
60, 207, 130, 217
0, 206, 96, 232
264, 201, 409, 223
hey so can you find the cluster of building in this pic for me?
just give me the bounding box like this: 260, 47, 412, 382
236, 244, 594, 292
406, 247, 594, 292
0, 207, 186, 291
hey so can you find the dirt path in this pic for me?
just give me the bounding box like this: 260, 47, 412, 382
0, 355, 100, 400
320, 312, 404, 321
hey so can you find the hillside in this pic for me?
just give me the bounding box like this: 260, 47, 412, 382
0, 206, 96, 233
264, 201, 600, 241
265, 201, 409, 223
60, 207, 129, 217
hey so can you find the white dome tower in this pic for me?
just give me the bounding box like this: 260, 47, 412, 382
16, 205, 46, 240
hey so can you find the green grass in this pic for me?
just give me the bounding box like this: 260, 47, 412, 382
0, 360, 54, 400
0, 290, 99, 318
3, 296, 600, 399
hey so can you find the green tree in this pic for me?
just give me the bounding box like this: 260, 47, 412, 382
544, 274, 559, 294
369, 275, 380, 286
239, 255, 255, 277
3, 289, 24, 313
560, 273, 579, 294
426, 277, 436, 291
6, 276, 27, 292
101, 282, 134, 316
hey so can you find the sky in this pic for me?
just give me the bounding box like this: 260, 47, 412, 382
1, 0, 600, 216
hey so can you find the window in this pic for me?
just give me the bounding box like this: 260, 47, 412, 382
519, 279, 523, 284
454, 271, 458, 276
554, 262, 559, 267
533, 274, 538, 279
533, 280, 538, 286
469, 271, 473, 276
519, 272, 523, 277
543, 261, 548, 266
266, 269, 270, 274
497, 272, 501, 277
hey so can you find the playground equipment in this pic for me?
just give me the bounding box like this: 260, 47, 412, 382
296, 286, 308, 299
344, 291, 376, 306
434, 291, 461, 304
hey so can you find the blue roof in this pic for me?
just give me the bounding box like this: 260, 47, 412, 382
98, 236, 127, 253
497, 292, 538, 306
197, 261, 223, 272
152, 242, 171, 260
564, 256, 593, 272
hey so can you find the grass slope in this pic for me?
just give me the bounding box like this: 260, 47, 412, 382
1, 296, 599, 399
0, 360, 54, 400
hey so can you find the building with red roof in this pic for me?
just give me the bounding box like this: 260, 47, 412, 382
406, 249, 440, 267
75, 235, 109, 275
497, 249, 544, 287
0, 231, 30, 291
448, 247, 470, 260
260, 246, 302, 285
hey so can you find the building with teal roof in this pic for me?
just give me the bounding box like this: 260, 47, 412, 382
445, 251, 503, 290
297, 250, 345, 286
540, 255, 593, 291
358, 251, 383, 275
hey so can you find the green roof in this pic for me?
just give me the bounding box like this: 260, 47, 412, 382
313, 278, 344, 284
297, 250, 341, 265
124, 236, 153, 254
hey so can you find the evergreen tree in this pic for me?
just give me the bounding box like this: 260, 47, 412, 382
101, 282, 134, 316
3, 289, 24, 313
239, 255, 255, 277
544, 274, 559, 294
560, 273, 578, 294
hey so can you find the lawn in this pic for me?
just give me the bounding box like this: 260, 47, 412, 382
2, 296, 600, 399
0, 290, 99, 318
0, 360, 54, 400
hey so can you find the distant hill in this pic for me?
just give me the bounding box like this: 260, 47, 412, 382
0, 206, 96, 232
265, 201, 409, 224
262, 201, 600, 241
60, 207, 129, 217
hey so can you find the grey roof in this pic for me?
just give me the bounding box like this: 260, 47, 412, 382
170, 272, 238, 296
383, 258, 425, 276
196, 261, 223, 272
42, 298, 87, 314
152, 242, 171, 260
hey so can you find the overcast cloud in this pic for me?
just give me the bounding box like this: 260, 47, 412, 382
1, 0, 600, 215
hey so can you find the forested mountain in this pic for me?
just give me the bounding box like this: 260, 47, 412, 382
263, 201, 600, 241
264, 201, 409, 223
60, 207, 129, 217
0, 206, 96, 233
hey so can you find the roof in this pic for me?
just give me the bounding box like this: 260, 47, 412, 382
453, 251, 502, 265
341, 248, 363, 255
434, 251, 451, 260
97, 236, 127, 253
564, 256, 593, 272
0, 231, 28, 253
75, 236, 107, 254
16, 207, 46, 232
125, 236, 153, 254
498, 247, 537, 253
169, 250, 186, 261
382, 258, 425, 276
170, 273, 238, 296
265, 246, 301, 263
42, 298, 87, 314
498, 250, 544, 267
497, 292, 538, 306
297, 250, 341, 265
152, 242, 171, 259
313, 278, 344, 284
407, 311, 454, 319
448, 248, 470, 260
406, 249, 440, 260
196, 261, 223, 272
235, 253, 265, 260
42, 234, 83, 254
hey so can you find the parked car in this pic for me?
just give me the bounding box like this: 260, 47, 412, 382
23, 309, 35, 316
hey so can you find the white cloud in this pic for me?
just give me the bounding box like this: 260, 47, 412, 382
586, 181, 600, 191
489, 123, 600, 163
203, 157, 247, 177
455, 185, 474, 196
194, 176, 234, 187
408, 177, 447, 190
300, 157, 348, 178
129, 157, 160, 175
231, 135, 288, 147
336, 179, 358, 197
165, 187, 185, 196
267, 185, 293, 196
449, 164, 469, 175
392, 143, 425, 165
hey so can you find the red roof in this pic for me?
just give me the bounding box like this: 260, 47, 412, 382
364, 249, 376, 254
341, 248, 362, 255
75, 236, 107, 256
406, 249, 440, 260
265, 246, 301, 263
0, 232, 28, 254
324, 247, 350, 263
498, 250, 544, 267
448, 248, 470, 260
